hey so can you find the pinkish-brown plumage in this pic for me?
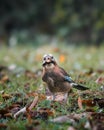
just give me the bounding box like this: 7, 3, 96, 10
42, 54, 88, 100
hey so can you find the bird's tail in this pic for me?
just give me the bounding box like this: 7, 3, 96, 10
71, 83, 89, 90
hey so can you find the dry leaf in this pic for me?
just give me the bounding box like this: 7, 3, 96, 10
2, 93, 12, 99
1, 75, 9, 82
78, 96, 96, 110
39, 94, 46, 101
27, 92, 38, 97
0, 123, 7, 129
78, 96, 83, 110
0, 75, 10, 84
37, 108, 55, 119
4, 113, 12, 117
28, 95, 39, 111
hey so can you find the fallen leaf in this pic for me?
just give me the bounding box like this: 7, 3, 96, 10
27, 92, 38, 97
2, 93, 12, 99
39, 94, 46, 101
4, 112, 12, 117
0, 75, 10, 84
0, 123, 7, 129
37, 108, 55, 119
28, 95, 39, 111
78, 96, 83, 110
78, 96, 96, 110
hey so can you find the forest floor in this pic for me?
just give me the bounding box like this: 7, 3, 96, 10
0, 44, 104, 130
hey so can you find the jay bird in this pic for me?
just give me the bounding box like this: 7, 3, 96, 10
42, 54, 89, 101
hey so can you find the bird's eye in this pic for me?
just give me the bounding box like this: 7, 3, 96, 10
44, 57, 46, 60
51, 56, 54, 60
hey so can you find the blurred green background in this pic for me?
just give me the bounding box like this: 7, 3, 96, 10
0, 0, 104, 46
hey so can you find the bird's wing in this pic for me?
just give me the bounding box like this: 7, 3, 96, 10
59, 67, 89, 90
64, 75, 74, 83
59, 67, 74, 83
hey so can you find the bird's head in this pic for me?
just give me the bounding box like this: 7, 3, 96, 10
42, 54, 57, 69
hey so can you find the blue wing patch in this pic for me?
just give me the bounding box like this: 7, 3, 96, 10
64, 76, 73, 82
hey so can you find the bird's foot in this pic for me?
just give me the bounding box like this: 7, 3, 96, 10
52, 93, 68, 103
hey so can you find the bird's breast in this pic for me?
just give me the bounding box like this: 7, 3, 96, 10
42, 72, 71, 93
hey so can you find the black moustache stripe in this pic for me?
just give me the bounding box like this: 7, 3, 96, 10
42, 61, 55, 66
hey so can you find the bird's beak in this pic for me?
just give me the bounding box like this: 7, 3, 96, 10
46, 59, 51, 63
42, 59, 51, 66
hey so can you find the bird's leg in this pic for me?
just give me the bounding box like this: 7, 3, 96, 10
52, 94, 56, 101
63, 93, 68, 103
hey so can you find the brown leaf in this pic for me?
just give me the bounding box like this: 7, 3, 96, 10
28, 95, 39, 111
78, 96, 96, 110
4, 112, 12, 117
2, 93, 12, 99
37, 108, 55, 119
0, 123, 7, 129
39, 94, 46, 101
27, 92, 46, 101
0, 75, 10, 84
78, 96, 83, 110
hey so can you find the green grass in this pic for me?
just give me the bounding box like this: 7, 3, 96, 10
0, 44, 104, 130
